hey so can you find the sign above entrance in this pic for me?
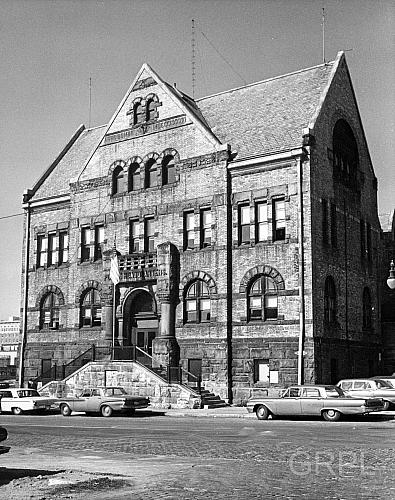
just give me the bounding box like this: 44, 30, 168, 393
121, 267, 166, 282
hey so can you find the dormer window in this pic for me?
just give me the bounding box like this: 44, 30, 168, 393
333, 119, 359, 190
133, 102, 144, 125
146, 99, 156, 121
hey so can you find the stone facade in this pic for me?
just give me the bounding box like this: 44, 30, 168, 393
20, 53, 385, 404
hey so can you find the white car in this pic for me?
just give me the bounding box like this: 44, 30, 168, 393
0, 388, 56, 415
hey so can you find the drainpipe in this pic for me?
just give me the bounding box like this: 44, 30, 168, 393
297, 155, 306, 385
19, 199, 31, 387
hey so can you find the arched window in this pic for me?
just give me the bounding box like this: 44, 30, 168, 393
162, 155, 176, 185
80, 288, 102, 327
112, 165, 125, 195
146, 99, 156, 121
128, 163, 141, 191
324, 276, 336, 324
362, 287, 372, 329
333, 119, 359, 188
185, 280, 211, 323
145, 159, 157, 188
40, 292, 60, 330
133, 102, 144, 125
248, 275, 278, 321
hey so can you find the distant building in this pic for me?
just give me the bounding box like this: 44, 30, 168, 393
20, 52, 384, 402
0, 316, 20, 366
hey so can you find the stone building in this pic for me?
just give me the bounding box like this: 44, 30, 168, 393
20, 52, 383, 403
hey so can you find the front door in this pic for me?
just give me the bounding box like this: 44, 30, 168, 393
136, 330, 156, 365
188, 358, 202, 387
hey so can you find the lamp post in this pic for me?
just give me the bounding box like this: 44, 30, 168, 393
387, 260, 395, 290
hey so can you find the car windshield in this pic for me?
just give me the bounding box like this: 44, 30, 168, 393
16, 390, 40, 398
104, 387, 127, 396
324, 386, 344, 397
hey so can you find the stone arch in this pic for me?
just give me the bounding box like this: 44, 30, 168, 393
36, 285, 65, 308
180, 271, 217, 295
142, 152, 160, 164
239, 265, 285, 294
126, 156, 143, 171
75, 280, 103, 305
157, 148, 180, 165
120, 286, 158, 316
107, 159, 126, 177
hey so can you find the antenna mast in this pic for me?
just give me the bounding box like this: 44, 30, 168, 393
322, 7, 326, 64
89, 77, 92, 128
191, 19, 196, 98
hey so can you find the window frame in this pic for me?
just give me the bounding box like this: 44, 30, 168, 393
272, 198, 286, 242
112, 165, 125, 195
129, 163, 141, 192
80, 288, 102, 328
184, 280, 211, 324
200, 208, 212, 249
247, 275, 278, 322
36, 234, 47, 268
58, 231, 68, 265
184, 211, 195, 250
144, 217, 155, 252
40, 292, 60, 330
145, 159, 158, 188
129, 219, 141, 253
255, 201, 269, 243
238, 204, 251, 245
324, 276, 337, 324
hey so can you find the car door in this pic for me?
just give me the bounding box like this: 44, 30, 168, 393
277, 387, 302, 415
87, 389, 102, 412
300, 387, 323, 415
72, 390, 91, 412
350, 380, 370, 398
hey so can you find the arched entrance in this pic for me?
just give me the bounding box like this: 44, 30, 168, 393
123, 289, 158, 363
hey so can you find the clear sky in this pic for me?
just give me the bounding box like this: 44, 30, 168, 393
0, 0, 394, 320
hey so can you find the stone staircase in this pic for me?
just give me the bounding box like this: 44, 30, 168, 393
200, 389, 228, 409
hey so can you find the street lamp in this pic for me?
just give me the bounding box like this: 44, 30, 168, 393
387, 260, 395, 290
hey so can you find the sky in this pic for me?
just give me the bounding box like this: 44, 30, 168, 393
0, 0, 394, 320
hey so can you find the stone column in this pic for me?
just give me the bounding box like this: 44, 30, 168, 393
152, 242, 180, 368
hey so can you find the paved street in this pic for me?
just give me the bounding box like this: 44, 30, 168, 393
1, 411, 394, 499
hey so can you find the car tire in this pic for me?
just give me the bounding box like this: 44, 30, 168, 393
127, 408, 136, 416
12, 407, 23, 416
256, 405, 270, 420
101, 405, 113, 417
60, 404, 72, 417
382, 401, 390, 411
322, 409, 341, 422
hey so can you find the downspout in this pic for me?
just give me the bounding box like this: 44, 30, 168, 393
19, 199, 31, 387
297, 155, 306, 385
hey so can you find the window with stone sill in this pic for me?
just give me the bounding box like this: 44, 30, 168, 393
112, 165, 126, 195
133, 102, 145, 125
146, 98, 156, 121
253, 359, 270, 384
272, 198, 286, 242
184, 280, 211, 323
145, 159, 158, 188
128, 163, 141, 192
162, 155, 176, 186
200, 208, 212, 248
324, 276, 337, 324
40, 292, 60, 330
184, 211, 195, 250
238, 204, 250, 245
129, 219, 141, 253
255, 202, 269, 243
247, 275, 278, 322
144, 217, 155, 252
80, 288, 102, 328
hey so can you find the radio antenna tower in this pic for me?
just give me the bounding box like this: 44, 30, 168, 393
191, 19, 196, 98
322, 7, 326, 64
89, 77, 92, 128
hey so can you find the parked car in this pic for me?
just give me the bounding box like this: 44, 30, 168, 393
246, 385, 385, 422
370, 376, 395, 389
0, 426, 10, 455
337, 379, 395, 410
0, 388, 56, 415
58, 387, 150, 417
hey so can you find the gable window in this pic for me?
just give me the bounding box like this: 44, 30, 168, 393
239, 205, 250, 245
129, 219, 141, 253
81, 227, 91, 262
185, 280, 210, 323
145, 159, 157, 188
330, 203, 337, 248
40, 292, 60, 330
200, 208, 212, 248
248, 275, 278, 321
184, 211, 195, 250
324, 276, 336, 324
94, 225, 104, 261
254, 359, 270, 383
362, 287, 372, 329
133, 102, 144, 125
37, 234, 47, 268
333, 119, 359, 190
112, 166, 125, 195
58, 231, 68, 265
47, 233, 57, 266
80, 288, 102, 327
146, 99, 156, 121
273, 199, 286, 241
256, 202, 268, 242
322, 198, 329, 245
144, 217, 155, 252
129, 163, 141, 191
162, 156, 176, 185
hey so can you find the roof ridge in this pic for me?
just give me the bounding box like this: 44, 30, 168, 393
196, 60, 335, 102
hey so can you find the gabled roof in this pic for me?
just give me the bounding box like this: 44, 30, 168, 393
197, 58, 338, 160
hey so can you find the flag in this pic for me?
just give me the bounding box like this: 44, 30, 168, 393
110, 248, 120, 285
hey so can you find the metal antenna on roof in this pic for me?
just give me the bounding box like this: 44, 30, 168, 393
322, 7, 326, 64
89, 77, 92, 128
192, 19, 196, 98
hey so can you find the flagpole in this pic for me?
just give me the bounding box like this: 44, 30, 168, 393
112, 283, 116, 360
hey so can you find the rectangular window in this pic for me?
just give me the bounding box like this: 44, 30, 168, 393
184, 211, 195, 250
58, 231, 68, 264
273, 199, 286, 241
129, 219, 141, 253
47, 233, 57, 266
254, 359, 270, 383
322, 199, 329, 244
81, 227, 91, 262
37, 235, 47, 268
256, 202, 268, 242
330, 203, 337, 247
239, 205, 250, 245
94, 225, 104, 260
200, 208, 212, 248
200, 298, 211, 322
144, 217, 155, 252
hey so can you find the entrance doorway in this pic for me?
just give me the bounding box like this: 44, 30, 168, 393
123, 289, 158, 363
188, 358, 202, 387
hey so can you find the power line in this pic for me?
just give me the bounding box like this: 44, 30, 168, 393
0, 213, 24, 220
